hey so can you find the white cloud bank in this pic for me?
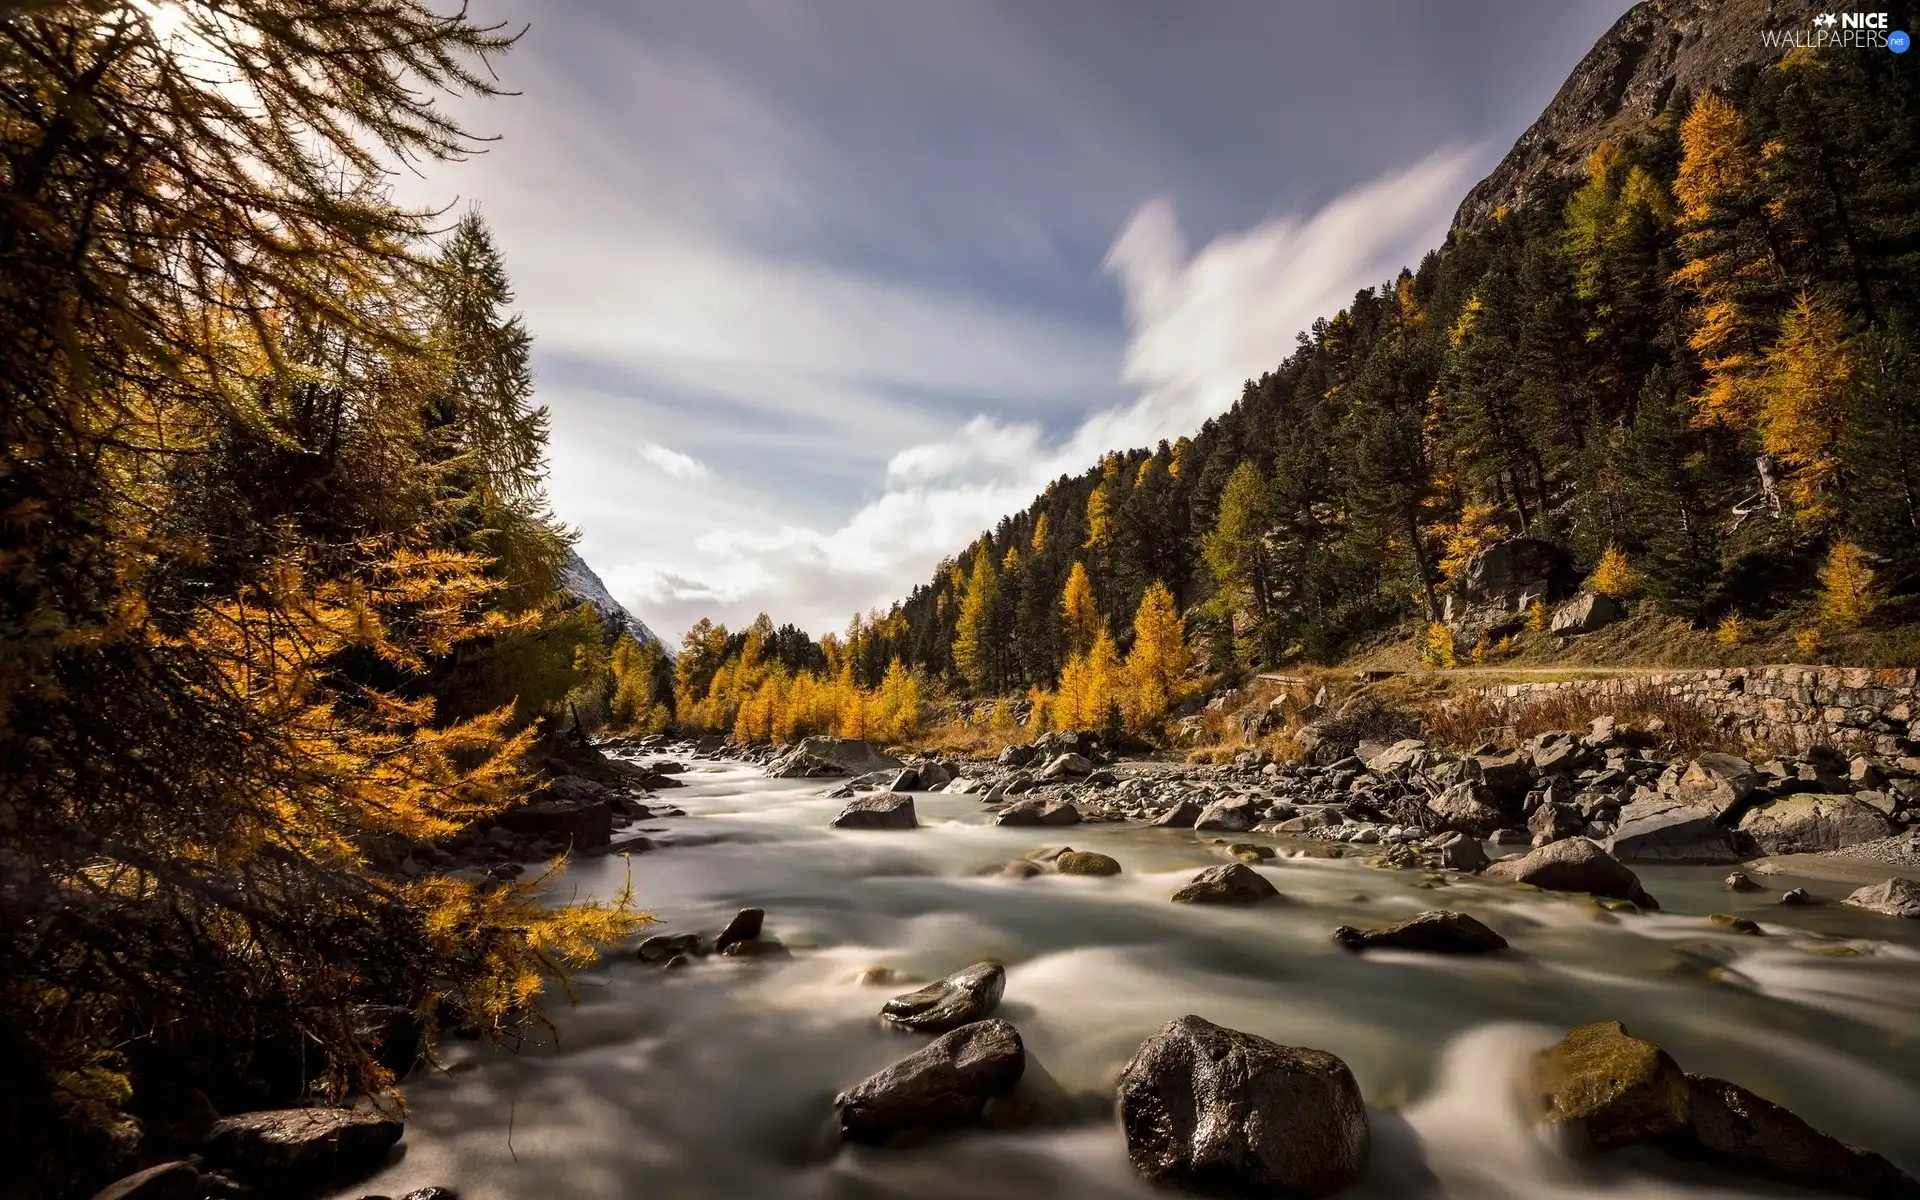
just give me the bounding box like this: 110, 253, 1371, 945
638, 441, 709, 480
601, 148, 1479, 641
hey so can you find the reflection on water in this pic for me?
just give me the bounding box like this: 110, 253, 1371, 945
341, 760, 1920, 1199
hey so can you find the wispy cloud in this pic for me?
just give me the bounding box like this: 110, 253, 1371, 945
638, 440, 710, 480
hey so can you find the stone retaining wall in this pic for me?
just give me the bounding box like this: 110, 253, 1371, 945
1472, 666, 1920, 755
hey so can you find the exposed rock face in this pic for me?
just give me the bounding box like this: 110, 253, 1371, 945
1532, 1021, 1690, 1151
201, 1108, 403, 1188
1332, 909, 1508, 954
880, 962, 1006, 1034
1739, 794, 1897, 853
830, 794, 918, 830
1171, 863, 1282, 905
1442, 538, 1572, 636
769, 737, 904, 779
1453, 0, 1826, 233
1551, 592, 1626, 636
1117, 1015, 1369, 1199
1842, 877, 1920, 918
1608, 796, 1752, 864
835, 1019, 1026, 1143
1484, 838, 1659, 908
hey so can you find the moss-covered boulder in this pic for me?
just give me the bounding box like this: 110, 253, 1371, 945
1054, 850, 1122, 876
1531, 1021, 1690, 1151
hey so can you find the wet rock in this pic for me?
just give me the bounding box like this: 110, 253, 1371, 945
835, 1019, 1026, 1143
398, 1190, 458, 1200
1608, 796, 1752, 864
1484, 838, 1659, 908
977, 859, 1046, 879
202, 1108, 403, 1189
1054, 850, 1122, 876
1531, 1020, 1690, 1151
90, 1162, 200, 1200
769, 736, 904, 779
1841, 877, 1920, 918
1724, 871, 1761, 891
1332, 909, 1507, 954
1780, 887, 1813, 906
637, 932, 702, 962
1194, 797, 1260, 833
713, 908, 764, 954
830, 794, 918, 830
1149, 798, 1202, 828
880, 962, 1006, 1034
1708, 912, 1763, 935
1683, 1073, 1920, 1200
1739, 795, 1896, 854
1171, 862, 1281, 905
1117, 1014, 1369, 1198
1431, 832, 1490, 872
886, 767, 920, 792
494, 797, 612, 850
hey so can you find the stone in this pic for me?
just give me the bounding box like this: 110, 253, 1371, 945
1528, 801, 1584, 844
830, 794, 918, 830
1550, 591, 1625, 636
713, 907, 764, 954
1171, 863, 1281, 905
1331, 909, 1507, 953
1675, 753, 1765, 821
1484, 838, 1659, 908
1709, 913, 1763, 935
1476, 751, 1535, 806
1724, 871, 1761, 892
994, 798, 1081, 827
769, 736, 904, 779
1054, 850, 1122, 876
1443, 538, 1571, 637
637, 932, 701, 962
1429, 782, 1505, 837
400, 1191, 459, 1200
1363, 738, 1430, 774
1841, 878, 1920, 918
1149, 798, 1202, 828
1039, 752, 1095, 780
202, 1108, 403, 1188
1607, 796, 1753, 865
1117, 1015, 1369, 1199
1432, 832, 1490, 872
978, 859, 1046, 879
880, 962, 1007, 1034
1738, 795, 1896, 854
1194, 797, 1261, 833
1531, 1021, 1690, 1152
90, 1163, 200, 1200
835, 1019, 1025, 1143
1683, 1074, 1920, 1199
886, 767, 920, 792
494, 798, 612, 850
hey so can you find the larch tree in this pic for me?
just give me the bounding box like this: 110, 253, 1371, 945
952, 540, 999, 690
1200, 461, 1271, 641
1763, 291, 1854, 521
1125, 582, 1191, 730
1061, 561, 1103, 657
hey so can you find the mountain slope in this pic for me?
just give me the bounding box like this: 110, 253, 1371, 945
1454, 0, 1823, 232
559, 548, 670, 654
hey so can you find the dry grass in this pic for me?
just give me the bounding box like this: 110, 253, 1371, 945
1421, 682, 1729, 754
912, 717, 1030, 760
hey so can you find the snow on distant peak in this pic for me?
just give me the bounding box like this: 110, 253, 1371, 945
559, 547, 671, 655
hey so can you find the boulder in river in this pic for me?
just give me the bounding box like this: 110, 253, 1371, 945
1841, 877, 1920, 918
1117, 1014, 1369, 1198
1738, 795, 1896, 854
835, 1019, 1026, 1143
1484, 838, 1658, 908
830, 794, 917, 830
1607, 796, 1753, 864
201, 1108, 402, 1189
1531, 1020, 1691, 1151
769, 736, 904, 779
1054, 850, 1122, 876
1430, 831, 1490, 872
880, 961, 1006, 1034
1171, 862, 1281, 905
90, 1162, 201, 1200
713, 908, 764, 954
1683, 1073, 1920, 1198
1331, 909, 1507, 954
994, 798, 1082, 827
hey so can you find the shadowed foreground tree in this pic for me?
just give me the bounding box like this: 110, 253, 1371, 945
0, 3, 638, 1195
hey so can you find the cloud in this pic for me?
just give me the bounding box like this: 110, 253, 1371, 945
595, 150, 1479, 639
638, 441, 709, 480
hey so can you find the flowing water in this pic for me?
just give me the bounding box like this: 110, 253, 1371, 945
341, 759, 1920, 1200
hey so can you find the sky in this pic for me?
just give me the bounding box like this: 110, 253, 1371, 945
411, 0, 1632, 643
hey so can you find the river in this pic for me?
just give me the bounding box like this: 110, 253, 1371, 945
340, 756, 1920, 1199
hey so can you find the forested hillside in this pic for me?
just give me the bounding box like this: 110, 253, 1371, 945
679, 43, 1918, 730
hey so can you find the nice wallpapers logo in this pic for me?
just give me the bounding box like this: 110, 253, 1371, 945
1764, 12, 1911, 50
